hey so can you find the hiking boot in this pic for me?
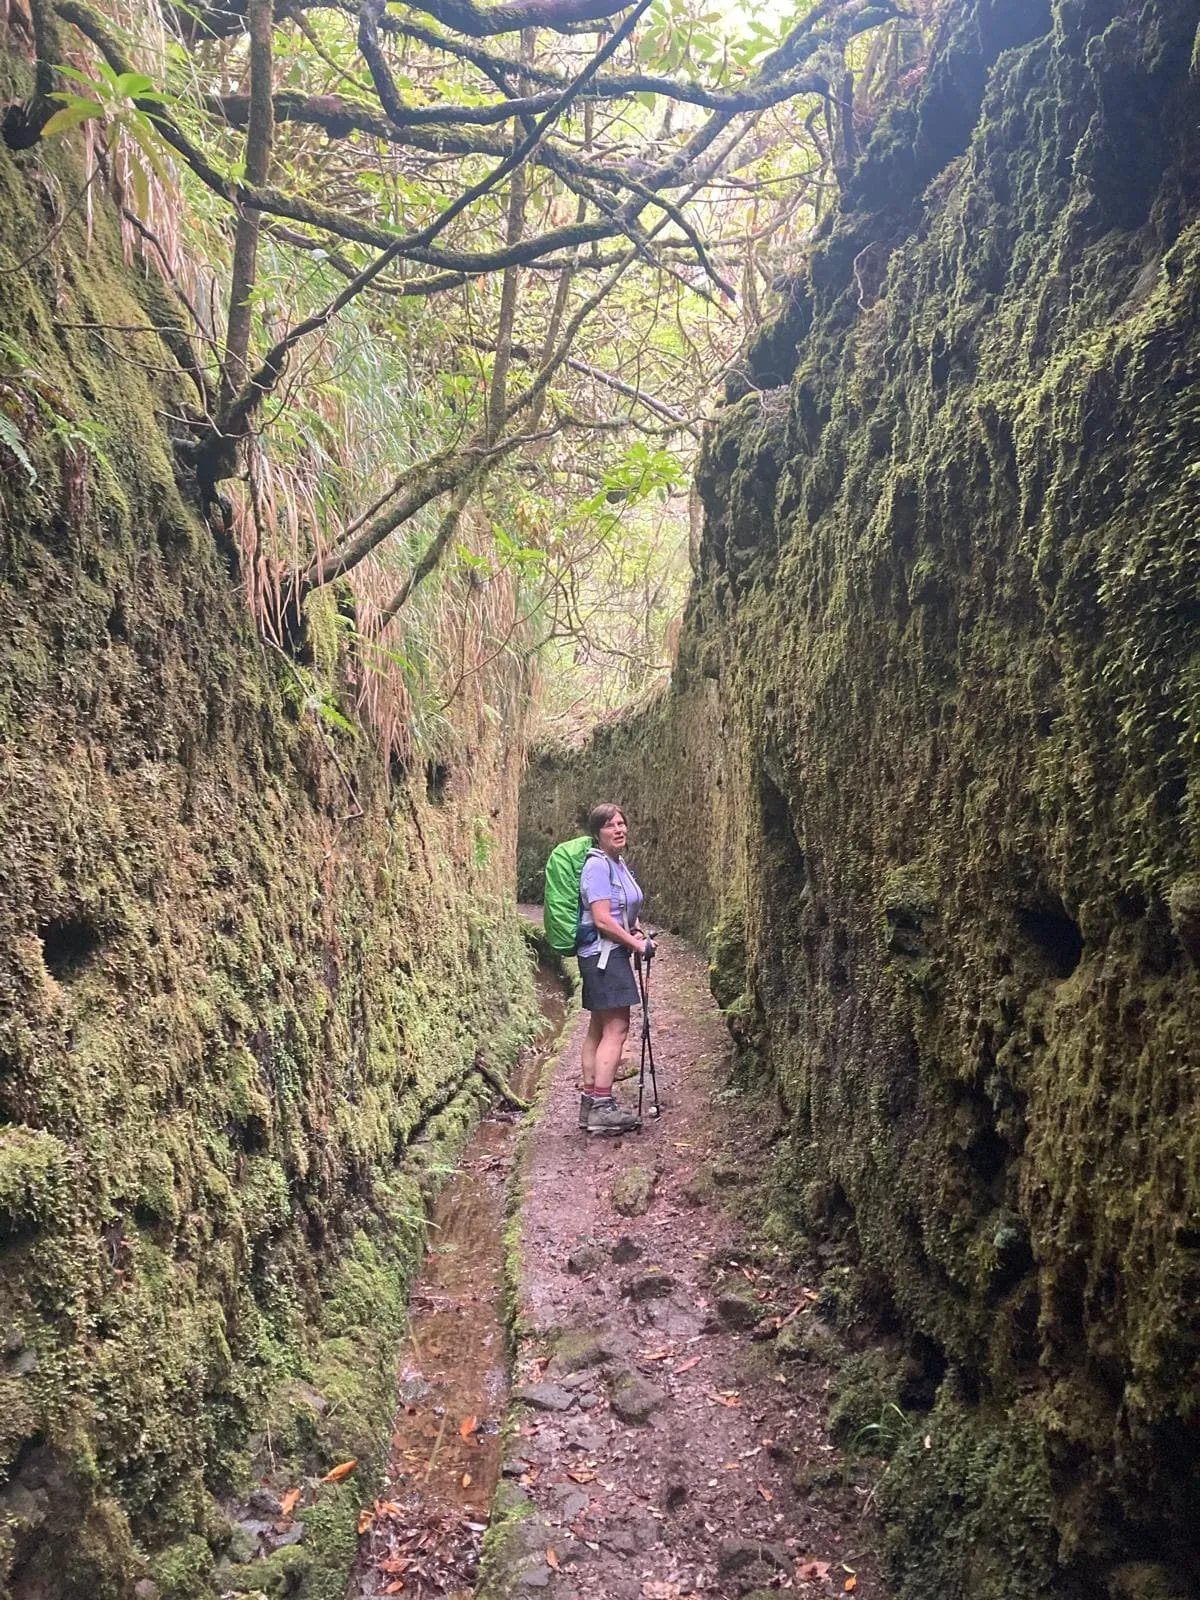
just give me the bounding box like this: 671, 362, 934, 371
586, 1095, 641, 1137
578, 1091, 594, 1130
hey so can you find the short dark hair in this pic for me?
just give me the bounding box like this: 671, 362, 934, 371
588, 802, 626, 841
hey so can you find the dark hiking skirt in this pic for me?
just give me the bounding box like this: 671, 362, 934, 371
579, 946, 639, 1010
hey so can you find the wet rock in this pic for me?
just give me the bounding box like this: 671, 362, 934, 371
624, 1268, 674, 1302
609, 1371, 666, 1424
711, 1161, 742, 1189
247, 1487, 284, 1519
599, 1517, 657, 1555
133, 1583, 161, 1600
559, 1370, 594, 1390
716, 1289, 763, 1330
611, 1234, 644, 1264
612, 1166, 657, 1217
717, 1538, 794, 1593
519, 1563, 553, 1589
560, 1419, 607, 1453
550, 1485, 590, 1522
503, 1457, 532, 1478
517, 1381, 576, 1413
660, 1306, 703, 1338
567, 1243, 607, 1276
272, 1520, 307, 1550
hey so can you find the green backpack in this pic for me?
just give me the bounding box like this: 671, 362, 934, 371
542, 836, 593, 955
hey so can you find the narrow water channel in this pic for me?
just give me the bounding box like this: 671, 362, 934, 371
348, 961, 567, 1598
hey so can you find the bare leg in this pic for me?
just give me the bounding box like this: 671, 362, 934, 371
593, 1009, 631, 1096
580, 1010, 605, 1092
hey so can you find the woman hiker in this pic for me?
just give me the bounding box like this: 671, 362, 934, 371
577, 803, 652, 1136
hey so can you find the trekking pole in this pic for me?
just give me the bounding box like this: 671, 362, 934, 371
636, 938, 661, 1120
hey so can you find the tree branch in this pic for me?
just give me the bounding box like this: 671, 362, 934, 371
220, 0, 275, 411
391, 0, 637, 39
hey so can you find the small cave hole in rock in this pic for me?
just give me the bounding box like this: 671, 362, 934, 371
38, 916, 102, 982
1016, 898, 1083, 979
426, 760, 450, 806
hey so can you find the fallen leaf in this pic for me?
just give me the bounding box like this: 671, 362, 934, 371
357, 1509, 373, 1535
546, 1548, 560, 1571
757, 1484, 774, 1502
321, 1459, 358, 1484
377, 1500, 405, 1517
280, 1487, 301, 1518
641, 1584, 680, 1599
675, 1356, 702, 1375
460, 1415, 479, 1441
380, 1556, 409, 1575
844, 1578, 858, 1592
796, 1560, 832, 1582
567, 1469, 595, 1483
641, 1348, 672, 1361
462, 1473, 472, 1488
384, 1583, 405, 1595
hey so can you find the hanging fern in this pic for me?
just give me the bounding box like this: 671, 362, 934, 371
0, 413, 37, 485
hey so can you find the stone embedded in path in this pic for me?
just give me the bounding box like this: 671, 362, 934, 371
608, 1370, 666, 1424
612, 1166, 657, 1216
517, 1381, 575, 1412
715, 1288, 763, 1330
548, 1327, 622, 1375
566, 1241, 607, 1275
717, 1538, 795, 1594
680, 1166, 715, 1207
623, 1268, 674, 1301
611, 1233, 644, 1264
599, 1517, 658, 1556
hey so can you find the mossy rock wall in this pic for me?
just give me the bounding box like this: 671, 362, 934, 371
519, 2, 1200, 1594
0, 110, 538, 1597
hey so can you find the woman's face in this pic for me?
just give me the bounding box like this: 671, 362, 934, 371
597, 811, 628, 853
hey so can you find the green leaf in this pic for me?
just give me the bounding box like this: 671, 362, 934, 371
41, 99, 105, 136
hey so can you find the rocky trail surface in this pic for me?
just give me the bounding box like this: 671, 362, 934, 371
481, 935, 888, 1600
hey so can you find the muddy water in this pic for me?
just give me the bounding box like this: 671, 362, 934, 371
348, 964, 567, 1598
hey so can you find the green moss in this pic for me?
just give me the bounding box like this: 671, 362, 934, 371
473, 1478, 534, 1600
827, 1351, 905, 1449
150, 1534, 216, 1600
0, 105, 541, 1599
877, 1392, 1057, 1600
0, 1125, 72, 1233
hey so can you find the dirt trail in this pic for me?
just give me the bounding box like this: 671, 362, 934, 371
489, 935, 887, 1600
